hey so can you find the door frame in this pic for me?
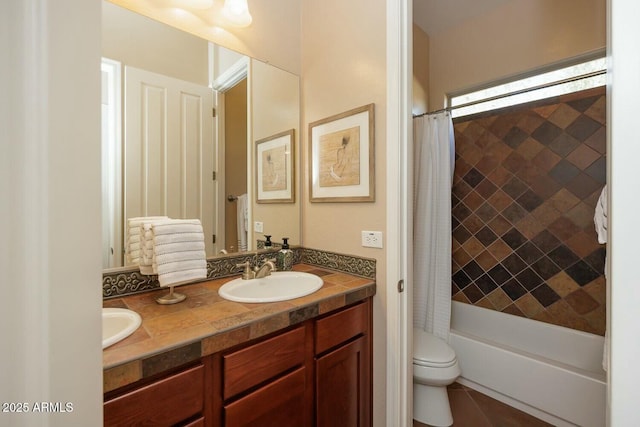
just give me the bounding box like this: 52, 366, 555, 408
386, 0, 413, 425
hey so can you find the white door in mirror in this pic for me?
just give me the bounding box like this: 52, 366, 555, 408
102, 308, 142, 349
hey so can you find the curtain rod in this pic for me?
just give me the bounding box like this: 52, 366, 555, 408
412, 107, 451, 118
412, 68, 606, 120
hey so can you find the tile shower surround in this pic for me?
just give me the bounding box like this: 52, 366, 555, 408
451, 87, 606, 335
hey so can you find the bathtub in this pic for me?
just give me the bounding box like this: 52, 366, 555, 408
449, 301, 606, 427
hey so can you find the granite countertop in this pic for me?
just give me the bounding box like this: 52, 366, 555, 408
103, 263, 376, 393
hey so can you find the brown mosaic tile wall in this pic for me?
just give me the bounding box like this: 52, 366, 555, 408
451, 87, 606, 335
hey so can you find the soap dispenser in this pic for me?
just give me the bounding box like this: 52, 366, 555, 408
276, 237, 293, 271
264, 235, 272, 248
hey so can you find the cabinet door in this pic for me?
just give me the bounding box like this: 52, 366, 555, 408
104, 364, 204, 426
224, 367, 307, 427
315, 336, 370, 427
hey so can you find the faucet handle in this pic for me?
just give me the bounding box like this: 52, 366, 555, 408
235, 261, 254, 280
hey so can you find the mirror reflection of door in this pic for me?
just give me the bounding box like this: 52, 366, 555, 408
223, 79, 248, 253
123, 66, 216, 265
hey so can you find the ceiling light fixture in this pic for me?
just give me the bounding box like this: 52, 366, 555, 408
221, 0, 253, 27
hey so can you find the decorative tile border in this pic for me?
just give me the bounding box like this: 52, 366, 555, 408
102, 247, 373, 298
300, 248, 376, 279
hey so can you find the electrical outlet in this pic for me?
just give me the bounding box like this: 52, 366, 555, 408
361, 231, 383, 248
254, 221, 264, 233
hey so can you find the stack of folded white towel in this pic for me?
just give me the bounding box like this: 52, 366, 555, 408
125, 216, 168, 265
129, 217, 207, 288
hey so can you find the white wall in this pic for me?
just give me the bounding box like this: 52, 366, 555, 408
0, 0, 103, 426
301, 0, 388, 424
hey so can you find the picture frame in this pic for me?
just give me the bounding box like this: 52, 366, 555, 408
255, 129, 295, 203
309, 103, 375, 202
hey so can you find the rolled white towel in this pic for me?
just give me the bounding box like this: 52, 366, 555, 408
126, 216, 168, 267
127, 216, 168, 236
127, 234, 141, 244
128, 249, 141, 259
138, 220, 167, 273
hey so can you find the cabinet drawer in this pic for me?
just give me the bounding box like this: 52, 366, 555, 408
182, 416, 205, 427
104, 364, 204, 426
315, 301, 368, 355
223, 325, 305, 399
224, 367, 306, 427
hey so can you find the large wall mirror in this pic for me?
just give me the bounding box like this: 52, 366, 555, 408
101, 0, 301, 270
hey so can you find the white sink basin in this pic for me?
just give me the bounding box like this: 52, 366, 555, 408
102, 308, 142, 349
219, 271, 323, 303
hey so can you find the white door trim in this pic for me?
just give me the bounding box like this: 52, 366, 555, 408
386, 0, 413, 425
608, 0, 640, 424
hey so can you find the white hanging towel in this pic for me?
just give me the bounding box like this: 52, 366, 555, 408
594, 185, 607, 244
594, 185, 608, 371
236, 194, 248, 251
150, 219, 207, 287
125, 216, 168, 265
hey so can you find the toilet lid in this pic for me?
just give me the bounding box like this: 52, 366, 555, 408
413, 328, 457, 367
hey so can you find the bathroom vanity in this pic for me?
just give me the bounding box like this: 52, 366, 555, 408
103, 265, 374, 426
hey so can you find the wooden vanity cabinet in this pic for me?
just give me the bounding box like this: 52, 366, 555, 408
104, 298, 372, 427
314, 301, 372, 427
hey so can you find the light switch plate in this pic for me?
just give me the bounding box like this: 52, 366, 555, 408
361, 231, 383, 248
254, 221, 264, 233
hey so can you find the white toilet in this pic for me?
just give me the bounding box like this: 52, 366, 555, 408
413, 328, 461, 427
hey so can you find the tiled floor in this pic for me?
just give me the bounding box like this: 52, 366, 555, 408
413, 383, 553, 427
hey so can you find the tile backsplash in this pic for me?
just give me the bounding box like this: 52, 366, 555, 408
451, 87, 606, 335
103, 247, 375, 299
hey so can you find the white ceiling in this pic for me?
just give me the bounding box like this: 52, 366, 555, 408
413, 0, 514, 36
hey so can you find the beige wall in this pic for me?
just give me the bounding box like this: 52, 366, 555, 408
428, 0, 606, 109
251, 59, 301, 247
102, 1, 209, 85
413, 24, 430, 114
108, 0, 301, 75
301, 0, 387, 424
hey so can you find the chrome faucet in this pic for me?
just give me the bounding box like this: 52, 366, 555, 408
254, 259, 277, 278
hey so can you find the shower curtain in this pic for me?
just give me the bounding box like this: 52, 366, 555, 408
413, 111, 455, 340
